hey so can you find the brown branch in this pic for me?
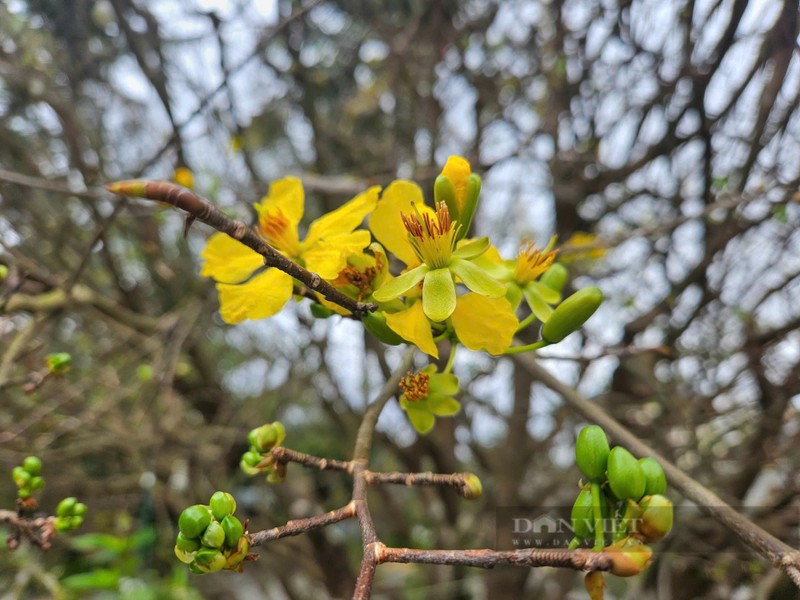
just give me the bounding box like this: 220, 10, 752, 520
249, 503, 357, 547
516, 354, 800, 587
270, 446, 353, 474
0, 510, 56, 551
375, 544, 613, 571
104, 181, 376, 317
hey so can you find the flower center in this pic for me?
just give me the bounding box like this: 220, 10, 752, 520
401, 202, 459, 269
514, 240, 558, 284
258, 209, 300, 257
399, 371, 430, 402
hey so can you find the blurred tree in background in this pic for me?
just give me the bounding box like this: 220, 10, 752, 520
1, 0, 799, 598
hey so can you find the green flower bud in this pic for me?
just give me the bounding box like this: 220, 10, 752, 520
57, 497, 77, 517
456, 174, 482, 241
540, 263, 568, 293
0, 264, 7, 281
460, 473, 483, 500
310, 303, 334, 319
29, 476, 44, 490
46, 352, 72, 374
201, 520, 226, 549
194, 548, 226, 572
362, 311, 404, 345
607, 447, 646, 501
639, 458, 667, 496
178, 504, 212, 539
571, 489, 596, 539
247, 422, 285, 452
18, 487, 31, 499
541, 286, 603, 343
174, 544, 196, 564
73, 502, 88, 516
22, 456, 43, 476
575, 425, 610, 483
209, 491, 236, 521
221, 515, 245, 547
54, 517, 71, 532
69, 516, 84, 529
637, 494, 673, 543
12, 466, 31, 488
175, 532, 201, 553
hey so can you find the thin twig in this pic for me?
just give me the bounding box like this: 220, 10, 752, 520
104, 181, 376, 317
249, 503, 356, 546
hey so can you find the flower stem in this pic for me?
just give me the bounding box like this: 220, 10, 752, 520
504, 340, 549, 355
516, 312, 538, 332
443, 343, 458, 374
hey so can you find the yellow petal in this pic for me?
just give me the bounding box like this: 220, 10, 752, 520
216, 269, 294, 324
302, 229, 372, 280
451, 293, 518, 355
369, 180, 430, 267
385, 302, 438, 358
200, 233, 264, 283
303, 186, 379, 248
440, 156, 471, 207
254, 177, 304, 228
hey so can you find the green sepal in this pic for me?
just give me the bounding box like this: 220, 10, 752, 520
434, 175, 459, 220
449, 258, 506, 298
221, 515, 244, 548
404, 403, 435, 434
426, 394, 461, 416
523, 286, 554, 323
422, 268, 456, 322
455, 173, 481, 241
453, 237, 490, 260
309, 303, 334, 319
373, 264, 429, 302
541, 263, 568, 293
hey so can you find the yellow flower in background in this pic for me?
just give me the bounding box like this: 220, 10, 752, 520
173, 167, 194, 188
201, 177, 379, 323
560, 232, 607, 263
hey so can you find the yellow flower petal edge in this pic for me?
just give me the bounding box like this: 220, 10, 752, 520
385, 301, 439, 358
369, 180, 430, 267
451, 293, 518, 355
302, 229, 373, 280
217, 269, 294, 324
201, 232, 264, 283
303, 186, 380, 249
254, 176, 304, 228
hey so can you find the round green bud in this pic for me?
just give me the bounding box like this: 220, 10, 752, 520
54, 517, 71, 532
178, 504, 212, 539
22, 456, 42, 476
541, 286, 603, 343
201, 520, 226, 549
175, 532, 201, 553
540, 263, 568, 293
0, 264, 7, 281
70, 516, 84, 529
575, 425, 610, 483
174, 544, 196, 564
46, 352, 72, 374
209, 491, 236, 521
461, 473, 483, 500
12, 466, 31, 488
607, 447, 646, 501
639, 458, 667, 496
73, 502, 88, 516
241, 451, 262, 468
637, 494, 673, 543
29, 476, 44, 490
221, 515, 244, 548
248, 425, 275, 452
57, 497, 77, 517
194, 548, 226, 572
18, 487, 31, 499
570, 489, 597, 539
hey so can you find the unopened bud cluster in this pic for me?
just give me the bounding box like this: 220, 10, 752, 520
239, 422, 287, 483
11, 456, 44, 500
175, 491, 249, 574
571, 425, 673, 584
55, 497, 88, 532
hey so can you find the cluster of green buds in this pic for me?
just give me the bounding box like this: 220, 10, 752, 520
54, 497, 88, 532
175, 491, 250, 574
570, 425, 673, 586
239, 422, 286, 483
11, 456, 45, 500
45, 352, 72, 375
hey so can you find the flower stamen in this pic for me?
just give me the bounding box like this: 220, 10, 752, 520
401, 202, 459, 269
399, 370, 430, 402
514, 239, 558, 284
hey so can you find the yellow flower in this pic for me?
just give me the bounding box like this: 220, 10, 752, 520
398, 365, 460, 434
173, 167, 194, 188
201, 177, 379, 323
